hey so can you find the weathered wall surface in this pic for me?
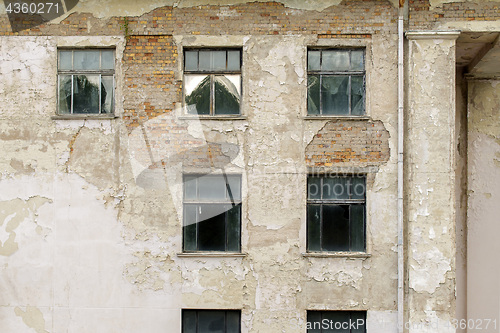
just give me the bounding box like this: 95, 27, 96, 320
467, 79, 500, 333
2, 0, 488, 332
454, 67, 468, 333
409, 0, 500, 31
406, 32, 459, 332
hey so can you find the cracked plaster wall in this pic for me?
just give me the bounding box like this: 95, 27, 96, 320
467, 79, 500, 332
406, 35, 458, 331
0, 2, 404, 332
0, 0, 402, 19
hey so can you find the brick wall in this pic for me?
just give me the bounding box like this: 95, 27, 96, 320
409, 0, 500, 30
305, 120, 390, 168
0, 1, 397, 36
123, 35, 179, 131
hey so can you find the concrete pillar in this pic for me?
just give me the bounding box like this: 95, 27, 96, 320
405, 31, 460, 333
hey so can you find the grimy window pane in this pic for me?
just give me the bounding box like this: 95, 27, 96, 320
323, 177, 349, 200
59, 51, 72, 70
322, 205, 349, 251
308, 50, 320, 71
350, 312, 367, 333
198, 50, 212, 71
182, 310, 197, 333
321, 76, 349, 115
351, 176, 365, 200
183, 205, 197, 251
323, 311, 349, 333
307, 75, 320, 115
308, 177, 321, 200
226, 204, 241, 252
184, 176, 197, 200
72, 75, 100, 114
198, 311, 225, 333
214, 75, 240, 115
351, 75, 364, 116
227, 50, 240, 71
101, 50, 114, 70
73, 50, 100, 70
226, 175, 241, 201
198, 175, 226, 200
58, 75, 72, 114
350, 205, 365, 251
226, 311, 240, 333
212, 50, 226, 71
184, 75, 210, 115
185, 51, 199, 71
307, 205, 321, 251
101, 76, 113, 113
322, 50, 349, 71
307, 311, 322, 333
198, 205, 226, 251
350, 50, 364, 71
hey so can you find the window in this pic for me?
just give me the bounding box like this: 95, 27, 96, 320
307, 175, 366, 252
58, 49, 115, 115
307, 311, 366, 333
183, 310, 240, 333
183, 174, 241, 252
184, 49, 241, 116
307, 49, 365, 116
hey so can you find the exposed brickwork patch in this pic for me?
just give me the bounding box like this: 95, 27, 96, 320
409, 0, 500, 30
318, 34, 372, 39
305, 120, 390, 168
0, 1, 397, 36
123, 34, 180, 131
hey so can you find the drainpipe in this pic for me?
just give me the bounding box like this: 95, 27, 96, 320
397, 1, 407, 333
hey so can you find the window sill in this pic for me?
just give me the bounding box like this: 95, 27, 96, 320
51, 115, 118, 120
302, 252, 371, 259
178, 115, 247, 121
303, 116, 370, 121
177, 252, 247, 258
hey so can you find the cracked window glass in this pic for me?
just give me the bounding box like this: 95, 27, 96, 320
307, 49, 365, 116
184, 49, 241, 116
57, 49, 115, 115
183, 174, 242, 252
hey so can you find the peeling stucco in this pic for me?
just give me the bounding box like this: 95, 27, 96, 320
410, 247, 452, 294
0, 0, 401, 20
4, 0, 491, 331
430, 0, 500, 9
0, 197, 52, 256
14, 306, 50, 333
406, 33, 459, 327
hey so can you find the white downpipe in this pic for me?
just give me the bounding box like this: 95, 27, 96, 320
397, 5, 405, 333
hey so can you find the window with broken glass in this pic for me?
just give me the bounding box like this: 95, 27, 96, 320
183, 310, 240, 333
184, 49, 241, 116
307, 175, 366, 252
307, 49, 365, 116
307, 311, 366, 333
58, 49, 115, 115
183, 174, 241, 252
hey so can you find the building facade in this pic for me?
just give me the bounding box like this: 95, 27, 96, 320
0, 0, 499, 332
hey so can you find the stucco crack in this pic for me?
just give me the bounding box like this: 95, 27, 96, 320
65, 120, 86, 173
